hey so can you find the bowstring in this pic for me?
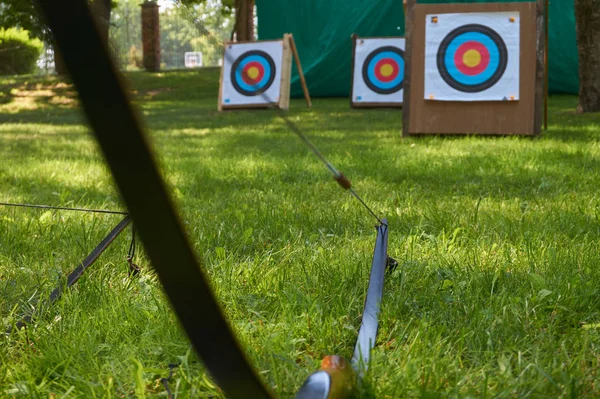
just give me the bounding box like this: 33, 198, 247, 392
0, 202, 128, 215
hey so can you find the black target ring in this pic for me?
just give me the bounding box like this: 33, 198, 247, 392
230, 50, 276, 97
436, 24, 508, 93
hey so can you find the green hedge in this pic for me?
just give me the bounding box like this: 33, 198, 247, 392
0, 28, 43, 76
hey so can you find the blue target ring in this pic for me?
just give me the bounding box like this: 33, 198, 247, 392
231, 50, 276, 96
436, 24, 508, 93
362, 46, 405, 94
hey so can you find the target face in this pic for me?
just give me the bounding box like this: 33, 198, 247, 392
363, 46, 405, 94
231, 50, 276, 96
352, 37, 405, 105
221, 41, 283, 106
425, 12, 520, 101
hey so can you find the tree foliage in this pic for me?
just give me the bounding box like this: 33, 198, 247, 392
110, 0, 233, 69
0, 27, 44, 75
0, 1, 50, 41
161, 1, 233, 67
0, 0, 123, 42
177, 0, 235, 17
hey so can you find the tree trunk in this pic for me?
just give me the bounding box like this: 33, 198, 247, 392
141, 2, 160, 72
54, 0, 112, 75
54, 45, 68, 75
89, 0, 112, 45
574, 0, 600, 113
234, 0, 255, 41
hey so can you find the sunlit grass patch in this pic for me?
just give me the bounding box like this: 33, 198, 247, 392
0, 77, 79, 113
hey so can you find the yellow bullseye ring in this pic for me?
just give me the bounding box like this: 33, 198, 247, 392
246, 66, 260, 80
379, 63, 394, 77
462, 49, 481, 68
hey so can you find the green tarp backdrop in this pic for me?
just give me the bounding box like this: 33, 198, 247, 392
256, 0, 579, 98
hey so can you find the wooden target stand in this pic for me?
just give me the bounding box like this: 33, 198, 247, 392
402, 0, 547, 136
218, 33, 311, 111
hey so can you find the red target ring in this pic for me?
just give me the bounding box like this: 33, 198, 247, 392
241, 61, 265, 85
453, 41, 490, 76
373, 58, 400, 83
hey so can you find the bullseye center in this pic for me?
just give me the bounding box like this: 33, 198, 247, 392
380, 63, 394, 77
462, 50, 481, 68
246, 67, 260, 80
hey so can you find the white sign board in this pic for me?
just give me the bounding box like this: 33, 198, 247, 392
185, 52, 203, 68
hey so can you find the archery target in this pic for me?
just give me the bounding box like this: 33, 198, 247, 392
352, 37, 405, 104
424, 12, 520, 101
221, 41, 283, 106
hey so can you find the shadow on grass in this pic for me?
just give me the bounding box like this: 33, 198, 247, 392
162, 126, 600, 198
0, 174, 120, 208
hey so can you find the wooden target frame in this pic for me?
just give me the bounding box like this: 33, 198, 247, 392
350, 34, 406, 109
218, 34, 311, 111
402, 0, 545, 136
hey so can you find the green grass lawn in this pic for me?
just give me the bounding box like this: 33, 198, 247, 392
1, 69, 600, 398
